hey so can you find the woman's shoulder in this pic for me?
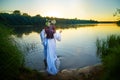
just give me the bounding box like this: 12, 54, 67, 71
40, 29, 45, 33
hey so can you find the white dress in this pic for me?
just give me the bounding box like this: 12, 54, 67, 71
40, 29, 61, 75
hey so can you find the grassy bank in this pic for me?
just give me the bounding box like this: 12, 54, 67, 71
18, 64, 103, 80
0, 23, 45, 80
96, 35, 120, 80
0, 24, 23, 80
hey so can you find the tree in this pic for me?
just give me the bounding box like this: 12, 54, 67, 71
13, 10, 21, 15
22, 13, 29, 16
113, 8, 120, 20
113, 8, 120, 26
35, 14, 42, 17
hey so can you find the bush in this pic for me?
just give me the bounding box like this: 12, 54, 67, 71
96, 35, 120, 80
117, 20, 120, 26
0, 24, 23, 80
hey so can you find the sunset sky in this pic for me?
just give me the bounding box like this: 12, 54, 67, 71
0, 0, 120, 21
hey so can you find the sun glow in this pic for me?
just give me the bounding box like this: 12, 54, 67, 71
43, 11, 62, 18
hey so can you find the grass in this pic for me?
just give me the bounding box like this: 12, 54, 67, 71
0, 24, 23, 80
96, 35, 120, 80
19, 67, 44, 80
0, 23, 43, 80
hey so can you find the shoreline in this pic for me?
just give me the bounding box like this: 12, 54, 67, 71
39, 63, 103, 80
39, 63, 101, 73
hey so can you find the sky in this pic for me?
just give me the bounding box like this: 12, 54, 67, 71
0, 0, 120, 21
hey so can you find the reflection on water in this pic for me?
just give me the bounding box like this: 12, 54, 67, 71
13, 23, 98, 37
12, 23, 120, 71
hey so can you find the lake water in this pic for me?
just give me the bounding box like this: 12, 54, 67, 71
12, 23, 120, 71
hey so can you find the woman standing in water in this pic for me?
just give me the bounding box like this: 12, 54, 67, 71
40, 20, 62, 75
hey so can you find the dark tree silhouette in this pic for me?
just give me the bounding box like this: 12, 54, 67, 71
113, 8, 120, 26
13, 10, 21, 15
0, 10, 98, 27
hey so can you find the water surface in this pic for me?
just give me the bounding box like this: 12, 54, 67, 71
12, 23, 120, 71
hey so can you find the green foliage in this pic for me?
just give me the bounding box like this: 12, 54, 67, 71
13, 10, 21, 15
116, 20, 120, 26
96, 35, 120, 80
113, 8, 120, 26
19, 67, 44, 80
0, 24, 23, 80
113, 8, 120, 20
0, 12, 46, 25
0, 10, 98, 26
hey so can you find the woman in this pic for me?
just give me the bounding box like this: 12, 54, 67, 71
40, 20, 61, 75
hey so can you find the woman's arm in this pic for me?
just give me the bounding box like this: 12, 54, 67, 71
54, 32, 61, 41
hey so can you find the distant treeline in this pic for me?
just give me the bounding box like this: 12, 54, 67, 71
0, 10, 98, 26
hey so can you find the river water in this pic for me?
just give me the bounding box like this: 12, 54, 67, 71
12, 23, 120, 71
